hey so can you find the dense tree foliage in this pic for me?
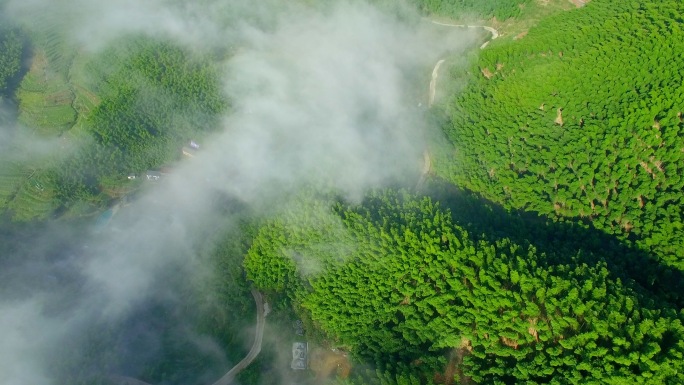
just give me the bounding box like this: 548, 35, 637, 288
3, 1, 684, 383
81, 38, 225, 180
0, 35, 227, 219
0, 20, 25, 128
413, 0, 531, 20
0, 25, 24, 95
438, 0, 684, 270
245, 189, 684, 384
427, 181, 684, 310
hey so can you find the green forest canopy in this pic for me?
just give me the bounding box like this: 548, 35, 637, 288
1, 0, 683, 383
413, 0, 532, 20
437, 0, 684, 270
0, 25, 23, 95
245, 189, 684, 384
0, 34, 226, 220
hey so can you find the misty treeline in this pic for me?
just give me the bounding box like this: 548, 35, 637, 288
412, 0, 531, 20
0, 30, 226, 220
244, 189, 684, 384
435, 0, 684, 271
240, 2, 684, 382
2, 0, 684, 384
63, 38, 226, 195
0, 214, 257, 385
0, 24, 23, 96
0, 18, 24, 131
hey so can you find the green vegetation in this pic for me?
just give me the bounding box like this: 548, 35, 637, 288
414, 0, 532, 20
15, 49, 77, 135
0, 25, 24, 95
85, 38, 226, 177
245, 189, 684, 384
436, 0, 684, 270
2, 0, 683, 384
0, 32, 227, 220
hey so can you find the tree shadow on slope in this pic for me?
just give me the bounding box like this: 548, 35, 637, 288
424, 178, 684, 310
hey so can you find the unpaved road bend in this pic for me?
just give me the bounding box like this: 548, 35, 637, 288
211, 289, 266, 385
111, 289, 266, 385
429, 59, 446, 107
416, 56, 442, 190
427, 21, 499, 106
430, 20, 499, 48
417, 20, 500, 190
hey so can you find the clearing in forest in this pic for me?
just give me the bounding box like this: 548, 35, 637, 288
309, 347, 351, 383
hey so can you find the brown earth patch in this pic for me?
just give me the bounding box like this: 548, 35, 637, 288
442, 350, 458, 385
554, 108, 564, 126
514, 30, 529, 40
651, 157, 664, 173
528, 319, 539, 342
309, 347, 351, 383
501, 336, 519, 349
435, 338, 474, 385
74, 84, 101, 106
29, 51, 48, 75
481, 67, 494, 79
46, 90, 74, 104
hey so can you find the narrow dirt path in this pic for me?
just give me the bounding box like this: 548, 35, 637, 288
427, 20, 499, 103
430, 21, 499, 48
416, 21, 499, 190
111, 289, 266, 385
210, 289, 266, 385
429, 59, 446, 107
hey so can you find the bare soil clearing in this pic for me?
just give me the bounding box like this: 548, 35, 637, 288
309, 347, 352, 383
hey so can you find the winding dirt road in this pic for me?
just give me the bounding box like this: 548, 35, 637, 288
112, 289, 265, 385
430, 20, 499, 48
416, 21, 500, 190
429, 59, 446, 107
427, 21, 499, 107
210, 289, 266, 385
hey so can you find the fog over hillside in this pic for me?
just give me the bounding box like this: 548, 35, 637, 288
0, 0, 474, 383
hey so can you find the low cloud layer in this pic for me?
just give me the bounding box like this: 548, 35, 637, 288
0, 0, 475, 384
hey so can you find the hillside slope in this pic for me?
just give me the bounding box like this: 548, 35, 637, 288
438, 0, 684, 269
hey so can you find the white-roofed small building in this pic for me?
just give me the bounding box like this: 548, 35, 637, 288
291, 342, 308, 370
